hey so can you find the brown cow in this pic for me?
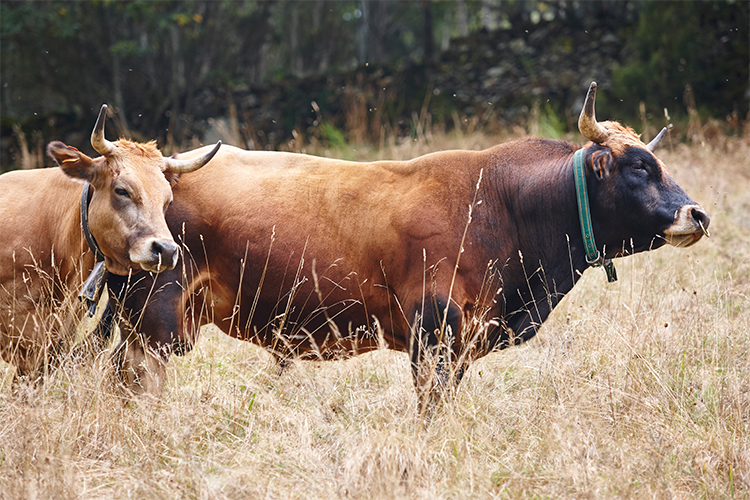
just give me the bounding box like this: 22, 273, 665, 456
108, 83, 709, 409
0, 105, 220, 380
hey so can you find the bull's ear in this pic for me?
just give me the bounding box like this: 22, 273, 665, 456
47, 141, 96, 180
590, 150, 613, 179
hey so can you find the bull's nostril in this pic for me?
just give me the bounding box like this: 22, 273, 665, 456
690, 207, 710, 237
691, 207, 710, 228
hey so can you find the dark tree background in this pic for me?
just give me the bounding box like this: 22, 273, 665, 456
1, 0, 747, 170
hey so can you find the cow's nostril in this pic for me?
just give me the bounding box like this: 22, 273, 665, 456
151, 240, 179, 265
152, 241, 164, 257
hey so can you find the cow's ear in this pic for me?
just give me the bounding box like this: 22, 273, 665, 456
163, 170, 181, 187
163, 154, 181, 186
590, 150, 613, 179
47, 141, 96, 181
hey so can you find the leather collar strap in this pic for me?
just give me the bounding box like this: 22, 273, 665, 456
80, 181, 104, 262
573, 148, 617, 282
80, 182, 109, 316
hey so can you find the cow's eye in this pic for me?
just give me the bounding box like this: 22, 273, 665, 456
115, 187, 131, 199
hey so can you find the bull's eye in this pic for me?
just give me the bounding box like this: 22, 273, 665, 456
632, 161, 648, 172
115, 187, 131, 199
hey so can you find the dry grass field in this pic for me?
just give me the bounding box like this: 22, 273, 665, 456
1, 128, 748, 499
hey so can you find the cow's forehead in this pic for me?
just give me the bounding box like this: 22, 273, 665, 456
108, 140, 164, 176
655, 156, 672, 179
110, 139, 162, 164
104, 139, 170, 196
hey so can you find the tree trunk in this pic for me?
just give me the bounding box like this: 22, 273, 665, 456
358, 0, 370, 64
289, 3, 301, 76
422, 0, 434, 63
456, 0, 469, 38
441, 5, 451, 52
104, 5, 130, 137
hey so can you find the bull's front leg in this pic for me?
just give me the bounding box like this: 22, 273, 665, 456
113, 327, 169, 398
499, 287, 555, 349
409, 297, 468, 417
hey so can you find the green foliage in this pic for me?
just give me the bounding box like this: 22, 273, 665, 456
612, 0, 748, 122
1, 0, 748, 169
537, 102, 566, 139
320, 122, 348, 150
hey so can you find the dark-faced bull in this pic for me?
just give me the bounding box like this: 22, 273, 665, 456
0, 105, 219, 380
108, 83, 709, 409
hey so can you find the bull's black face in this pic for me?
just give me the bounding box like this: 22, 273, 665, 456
587, 145, 710, 257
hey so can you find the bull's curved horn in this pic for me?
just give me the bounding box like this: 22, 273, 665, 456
91, 104, 117, 156
578, 82, 609, 144
646, 127, 667, 152
163, 141, 221, 174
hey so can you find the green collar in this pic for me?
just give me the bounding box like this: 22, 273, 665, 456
573, 148, 617, 282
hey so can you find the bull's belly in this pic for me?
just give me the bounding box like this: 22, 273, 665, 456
202, 295, 412, 358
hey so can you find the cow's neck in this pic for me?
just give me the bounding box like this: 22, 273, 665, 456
49, 174, 97, 283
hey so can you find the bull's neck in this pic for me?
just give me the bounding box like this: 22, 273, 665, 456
484, 143, 590, 301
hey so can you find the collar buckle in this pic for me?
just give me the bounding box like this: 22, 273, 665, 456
585, 250, 605, 267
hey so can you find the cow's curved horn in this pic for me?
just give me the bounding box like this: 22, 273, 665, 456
578, 82, 609, 144
91, 104, 117, 156
163, 141, 221, 174
646, 127, 667, 152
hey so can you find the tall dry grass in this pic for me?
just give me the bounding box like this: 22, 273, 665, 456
0, 129, 748, 499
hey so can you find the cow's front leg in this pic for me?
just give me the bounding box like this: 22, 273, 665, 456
8, 305, 83, 394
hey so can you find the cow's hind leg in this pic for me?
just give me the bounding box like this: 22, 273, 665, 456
9, 335, 63, 399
